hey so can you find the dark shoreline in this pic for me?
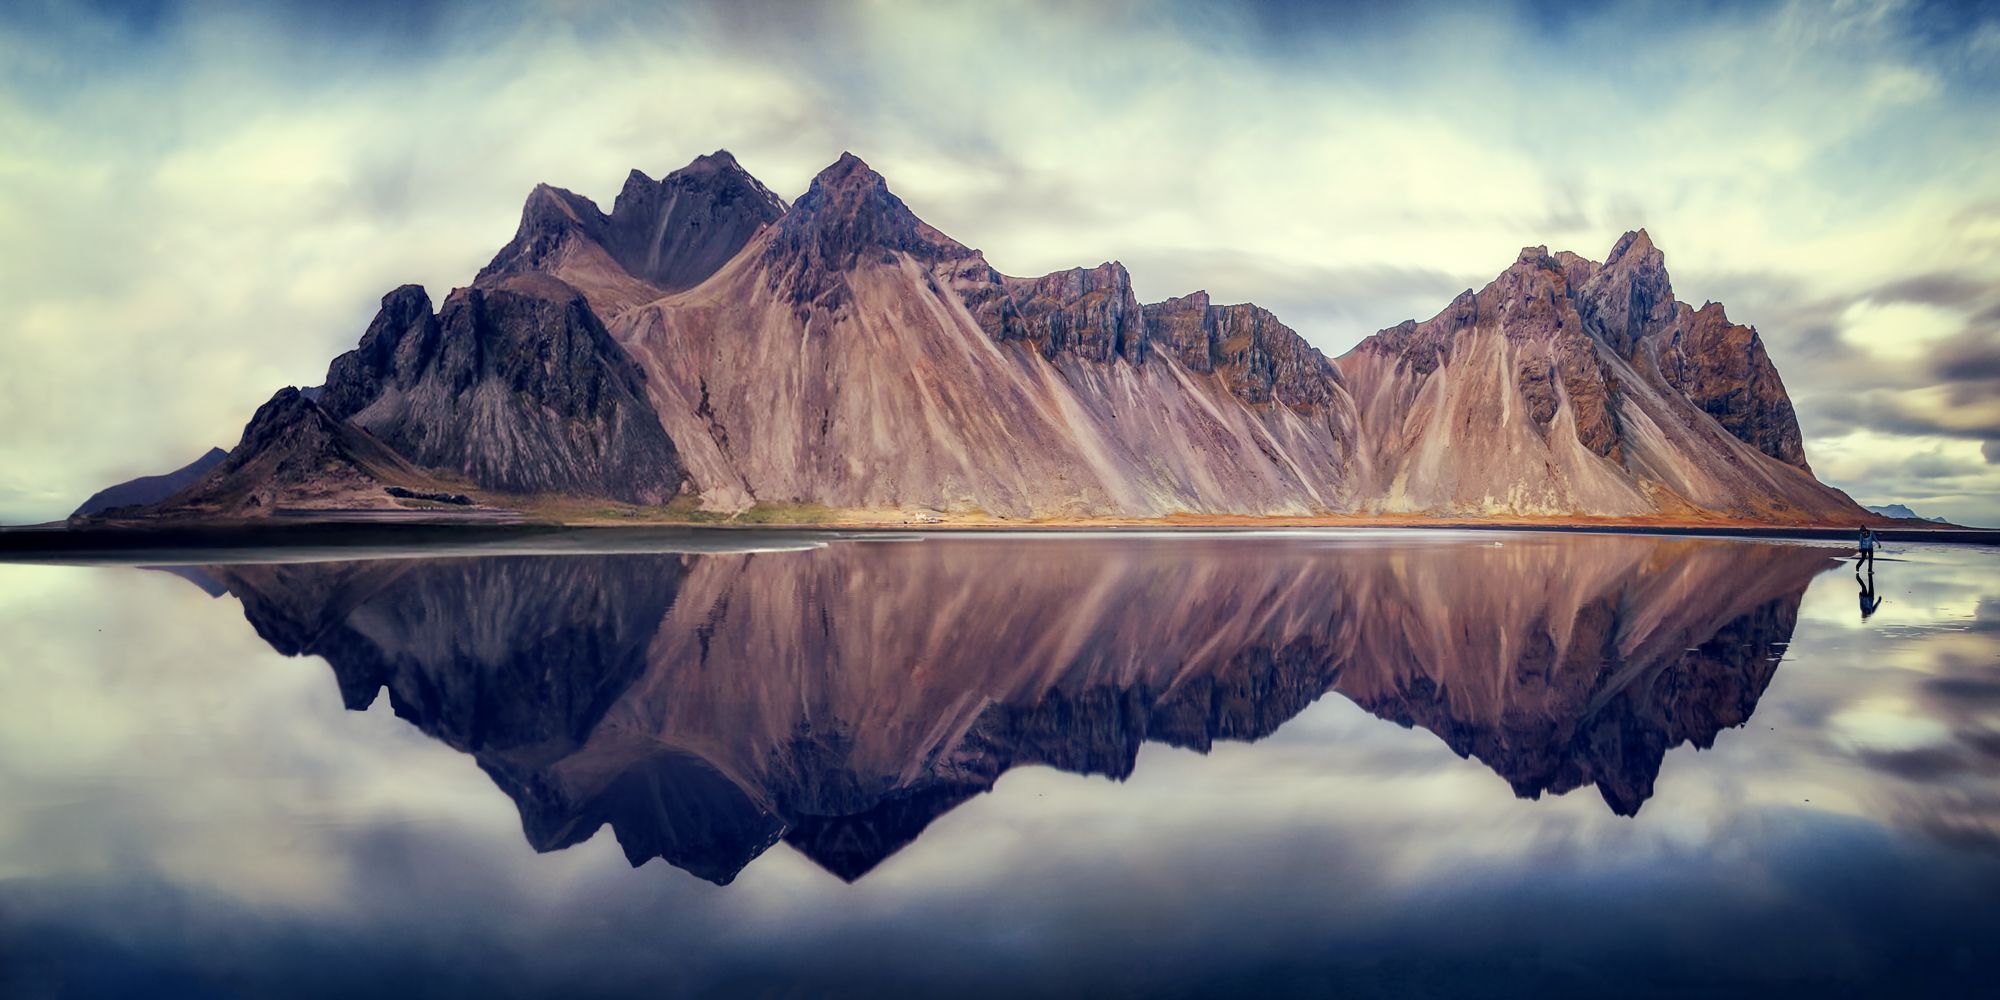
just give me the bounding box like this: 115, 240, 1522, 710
3, 518, 1996, 564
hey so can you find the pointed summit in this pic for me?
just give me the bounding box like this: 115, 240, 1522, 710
1578, 228, 1676, 356
762, 152, 975, 305
1603, 228, 1660, 270
478, 183, 612, 283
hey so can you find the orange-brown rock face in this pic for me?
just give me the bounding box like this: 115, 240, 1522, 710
1143, 291, 1349, 413
1338, 234, 1861, 521
608, 153, 1364, 516
1571, 231, 1810, 472
200, 533, 1835, 883
1655, 303, 1810, 471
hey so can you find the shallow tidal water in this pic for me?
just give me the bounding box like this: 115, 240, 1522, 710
0, 529, 1996, 999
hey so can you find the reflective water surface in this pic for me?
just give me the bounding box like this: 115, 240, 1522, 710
1, 530, 1996, 998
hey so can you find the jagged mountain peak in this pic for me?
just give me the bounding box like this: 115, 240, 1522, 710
528, 183, 597, 223
482, 152, 789, 310
1140, 288, 1348, 411
478, 184, 607, 282
614, 150, 767, 212
1506, 245, 1598, 285
771, 154, 971, 264
816, 150, 882, 192
606, 149, 789, 295
1603, 228, 1661, 270
1337, 229, 1840, 516
1579, 229, 1678, 357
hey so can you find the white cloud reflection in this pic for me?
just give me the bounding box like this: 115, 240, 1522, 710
2, 539, 1998, 993
1, 0, 1997, 523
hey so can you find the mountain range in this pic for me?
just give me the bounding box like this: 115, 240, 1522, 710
78, 150, 1870, 524
1864, 504, 1949, 523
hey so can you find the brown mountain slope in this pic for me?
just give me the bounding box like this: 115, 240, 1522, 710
1337, 236, 1861, 521
607, 152, 1364, 516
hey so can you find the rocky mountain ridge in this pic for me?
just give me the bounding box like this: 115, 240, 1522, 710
1338, 236, 1848, 520
82, 149, 1868, 525
321, 273, 684, 505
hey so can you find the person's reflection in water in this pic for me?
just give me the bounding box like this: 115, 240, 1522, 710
1858, 568, 1884, 620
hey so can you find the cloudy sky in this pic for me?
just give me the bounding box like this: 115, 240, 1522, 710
2, 0, 1997, 525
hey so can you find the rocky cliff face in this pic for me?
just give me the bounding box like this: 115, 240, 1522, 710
319, 275, 685, 505
1569, 231, 1811, 470
1338, 234, 1855, 520
1658, 302, 1808, 470
1143, 290, 1348, 413
196, 533, 1832, 885
987, 263, 1149, 365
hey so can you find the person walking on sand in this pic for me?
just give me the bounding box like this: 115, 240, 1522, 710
1856, 526, 1878, 573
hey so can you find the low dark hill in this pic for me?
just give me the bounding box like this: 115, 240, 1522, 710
73, 446, 228, 516
101, 387, 437, 519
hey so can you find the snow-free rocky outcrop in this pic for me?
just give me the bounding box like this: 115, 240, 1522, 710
614, 152, 1361, 515
320, 273, 684, 505
1338, 235, 1853, 520
93, 149, 1867, 523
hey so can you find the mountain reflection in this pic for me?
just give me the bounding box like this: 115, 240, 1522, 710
192, 534, 1835, 884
